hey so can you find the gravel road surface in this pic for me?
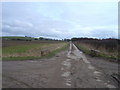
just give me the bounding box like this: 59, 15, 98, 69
2, 42, 118, 88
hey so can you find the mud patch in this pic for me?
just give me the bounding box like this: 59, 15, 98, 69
61, 72, 70, 77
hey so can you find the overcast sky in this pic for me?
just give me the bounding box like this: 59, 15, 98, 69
2, 2, 118, 39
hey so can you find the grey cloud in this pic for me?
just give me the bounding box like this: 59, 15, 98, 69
2, 2, 118, 39
2, 16, 74, 39
60, 2, 117, 27
69, 24, 118, 39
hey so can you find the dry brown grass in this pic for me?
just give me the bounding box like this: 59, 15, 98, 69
76, 42, 117, 59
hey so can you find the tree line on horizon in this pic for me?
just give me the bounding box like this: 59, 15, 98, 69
2, 36, 120, 42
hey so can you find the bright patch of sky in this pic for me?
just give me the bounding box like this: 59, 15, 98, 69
2, 2, 118, 39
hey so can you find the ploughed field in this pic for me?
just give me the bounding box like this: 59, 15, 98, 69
2, 40, 68, 60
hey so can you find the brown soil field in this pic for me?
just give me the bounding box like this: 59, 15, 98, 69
2, 40, 62, 47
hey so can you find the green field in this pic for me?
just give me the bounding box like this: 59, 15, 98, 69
2, 40, 68, 60
2, 36, 33, 41
3, 44, 44, 54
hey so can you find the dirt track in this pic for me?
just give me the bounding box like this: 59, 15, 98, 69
2, 42, 118, 88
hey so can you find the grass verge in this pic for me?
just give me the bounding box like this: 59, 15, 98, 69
43, 42, 69, 58
74, 43, 118, 60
